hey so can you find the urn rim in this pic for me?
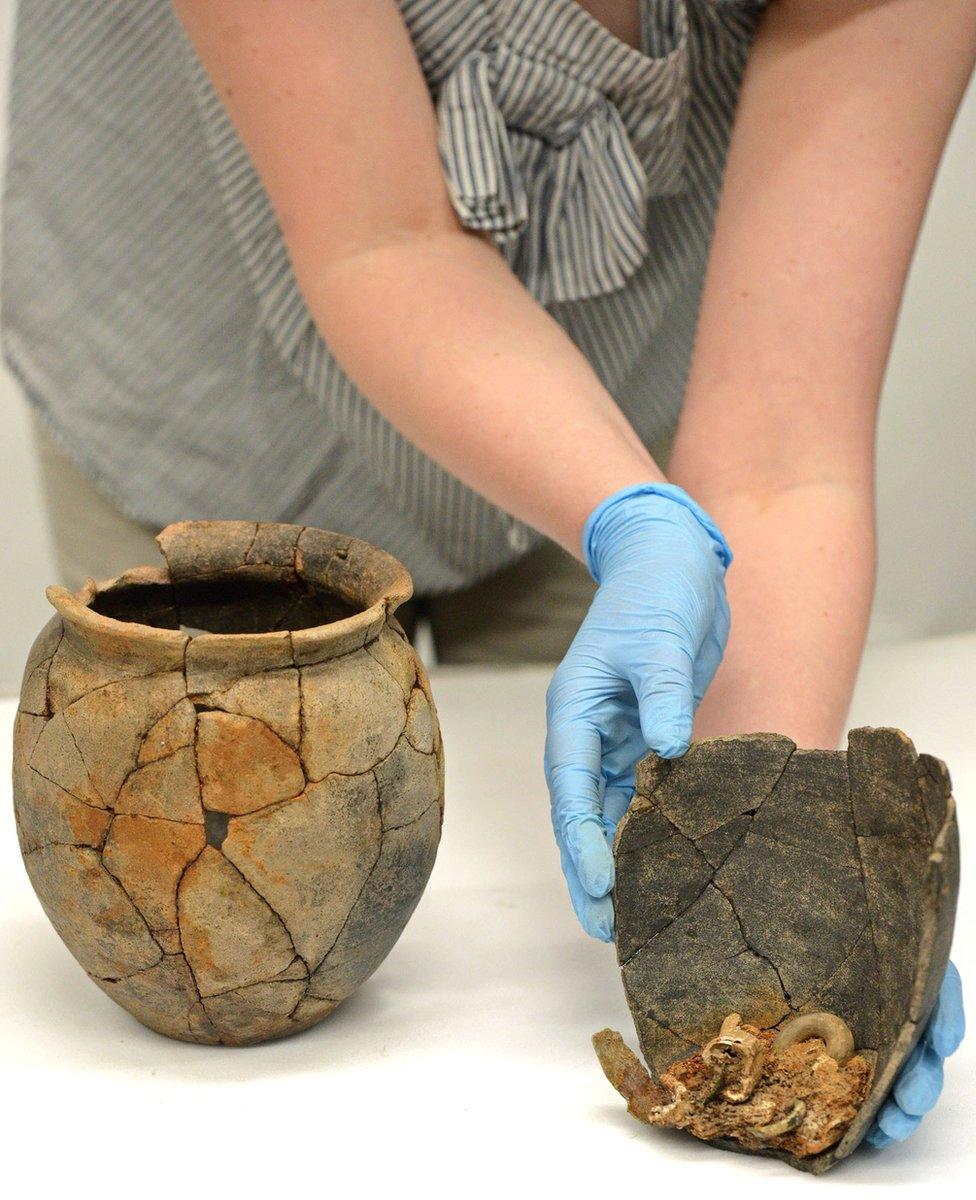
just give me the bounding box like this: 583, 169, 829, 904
43, 520, 414, 659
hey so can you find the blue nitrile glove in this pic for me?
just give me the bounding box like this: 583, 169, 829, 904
864, 961, 965, 1148
544, 482, 732, 941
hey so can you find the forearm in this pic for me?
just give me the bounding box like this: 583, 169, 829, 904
670, 0, 976, 746
690, 480, 875, 748
672, 0, 976, 500
306, 230, 661, 558
173, 0, 661, 560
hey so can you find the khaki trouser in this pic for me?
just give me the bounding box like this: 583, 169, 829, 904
30, 408, 672, 664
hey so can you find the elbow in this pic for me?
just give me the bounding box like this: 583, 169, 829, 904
279, 181, 495, 287
288, 219, 497, 312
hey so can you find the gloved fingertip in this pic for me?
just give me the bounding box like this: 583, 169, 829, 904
657, 736, 691, 760
568, 822, 615, 898
579, 896, 615, 943
876, 1101, 922, 1142
929, 962, 965, 1057
642, 719, 691, 760
863, 1124, 894, 1150
944, 959, 963, 992
588, 917, 615, 944
561, 857, 615, 942
578, 857, 614, 900
894, 1047, 943, 1116
930, 1022, 965, 1060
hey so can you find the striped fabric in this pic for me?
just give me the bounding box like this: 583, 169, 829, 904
1, 0, 769, 594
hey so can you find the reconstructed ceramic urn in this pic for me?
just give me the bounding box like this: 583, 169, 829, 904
594, 730, 959, 1173
12, 521, 444, 1045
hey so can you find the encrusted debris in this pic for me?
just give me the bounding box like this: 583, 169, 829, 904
594, 1013, 872, 1159
13, 521, 444, 1046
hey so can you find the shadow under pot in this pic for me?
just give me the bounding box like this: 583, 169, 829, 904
12, 520, 444, 1045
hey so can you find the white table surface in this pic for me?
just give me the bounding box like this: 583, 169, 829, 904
1, 632, 973, 1198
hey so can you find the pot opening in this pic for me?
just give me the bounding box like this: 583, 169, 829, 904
90, 573, 362, 635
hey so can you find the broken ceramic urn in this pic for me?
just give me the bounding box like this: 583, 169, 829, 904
594, 730, 958, 1173
12, 520, 444, 1045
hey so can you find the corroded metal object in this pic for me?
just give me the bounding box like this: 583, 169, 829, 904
594, 1011, 872, 1158
13, 521, 444, 1045
595, 730, 959, 1173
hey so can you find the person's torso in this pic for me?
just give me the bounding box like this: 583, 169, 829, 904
1, 0, 768, 592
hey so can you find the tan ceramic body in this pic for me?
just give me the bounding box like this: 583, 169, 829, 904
12, 521, 444, 1045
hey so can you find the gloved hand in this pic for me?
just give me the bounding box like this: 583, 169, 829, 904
544, 481, 732, 940
864, 961, 965, 1148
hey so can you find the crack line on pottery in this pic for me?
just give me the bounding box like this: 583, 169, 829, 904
710, 875, 795, 1010
216, 850, 309, 978
845, 759, 887, 1037
383, 798, 442, 834
174, 843, 209, 1002
25, 763, 106, 815
309, 772, 384, 976
58, 712, 107, 807
98, 825, 168, 963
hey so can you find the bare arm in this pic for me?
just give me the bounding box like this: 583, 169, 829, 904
172, 0, 663, 557
668, 0, 976, 748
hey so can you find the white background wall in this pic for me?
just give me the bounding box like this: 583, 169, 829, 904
0, 2, 974, 693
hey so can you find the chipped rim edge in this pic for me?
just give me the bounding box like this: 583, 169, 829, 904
44, 563, 397, 658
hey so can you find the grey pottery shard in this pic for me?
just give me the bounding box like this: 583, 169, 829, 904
594, 730, 959, 1174
13, 521, 444, 1046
